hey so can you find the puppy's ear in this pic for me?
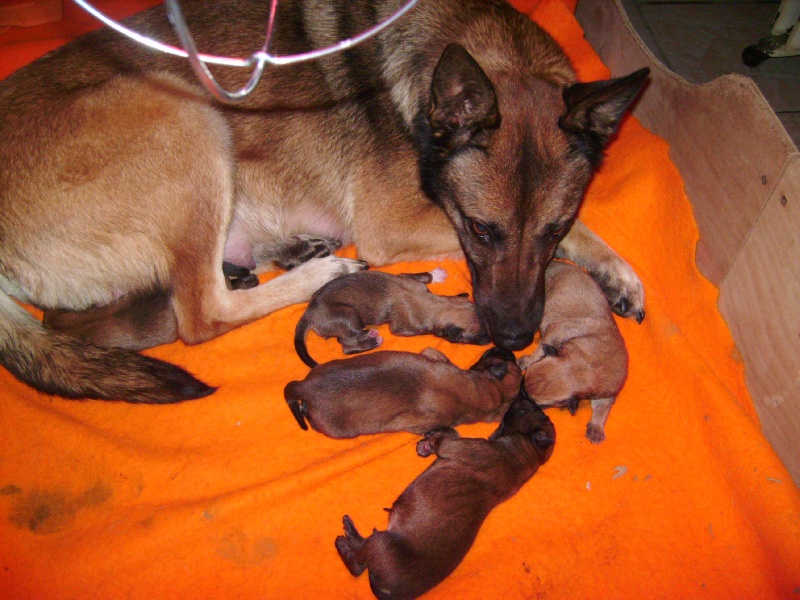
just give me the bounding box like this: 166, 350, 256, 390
420, 347, 452, 363
429, 44, 501, 155
488, 361, 509, 380
559, 68, 649, 165
532, 430, 555, 451
567, 397, 580, 416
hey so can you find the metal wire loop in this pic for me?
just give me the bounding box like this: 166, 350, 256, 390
73, 0, 420, 103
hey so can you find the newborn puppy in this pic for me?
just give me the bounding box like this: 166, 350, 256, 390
517, 260, 628, 443
284, 346, 521, 438
294, 268, 489, 367
335, 396, 556, 600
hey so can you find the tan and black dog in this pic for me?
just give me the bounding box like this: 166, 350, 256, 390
335, 396, 555, 599
284, 346, 521, 437
0, 0, 648, 403
517, 260, 628, 443
294, 268, 488, 367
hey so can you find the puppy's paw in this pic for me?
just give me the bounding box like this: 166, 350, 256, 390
272, 235, 344, 270
517, 354, 534, 370
416, 437, 436, 457
343, 330, 383, 354
592, 259, 645, 323
586, 424, 606, 444
336, 519, 367, 577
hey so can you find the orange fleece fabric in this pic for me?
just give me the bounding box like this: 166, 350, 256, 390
1, 1, 799, 598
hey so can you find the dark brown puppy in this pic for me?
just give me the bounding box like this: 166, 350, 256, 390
335, 396, 555, 600
517, 260, 628, 443
284, 347, 521, 438
294, 267, 489, 367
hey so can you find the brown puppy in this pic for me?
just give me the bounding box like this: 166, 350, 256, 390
517, 260, 628, 443
284, 347, 521, 438
294, 268, 489, 367
335, 396, 555, 600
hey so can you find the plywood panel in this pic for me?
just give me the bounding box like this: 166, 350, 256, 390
576, 0, 798, 285
718, 156, 800, 483
576, 0, 800, 483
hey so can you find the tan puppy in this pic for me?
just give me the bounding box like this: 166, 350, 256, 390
284, 347, 521, 438
335, 396, 555, 600
517, 260, 628, 443
294, 268, 488, 367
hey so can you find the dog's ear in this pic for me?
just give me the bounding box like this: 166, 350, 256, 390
532, 429, 555, 451
429, 44, 501, 155
488, 360, 509, 380
559, 67, 649, 165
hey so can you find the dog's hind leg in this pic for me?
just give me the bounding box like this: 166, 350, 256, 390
336, 515, 368, 577
43, 291, 177, 351
586, 397, 615, 444
557, 220, 645, 323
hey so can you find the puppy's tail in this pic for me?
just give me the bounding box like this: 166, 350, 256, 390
0, 290, 215, 404
284, 382, 309, 430
293, 313, 318, 368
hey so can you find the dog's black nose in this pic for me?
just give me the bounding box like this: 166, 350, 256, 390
493, 330, 534, 352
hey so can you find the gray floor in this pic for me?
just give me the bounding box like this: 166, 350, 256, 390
620, 0, 800, 149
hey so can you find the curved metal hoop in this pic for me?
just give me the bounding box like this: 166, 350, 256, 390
73, 0, 420, 103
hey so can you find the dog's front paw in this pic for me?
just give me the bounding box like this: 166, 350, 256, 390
592, 260, 645, 323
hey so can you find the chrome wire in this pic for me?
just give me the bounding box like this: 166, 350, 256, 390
73, 0, 419, 102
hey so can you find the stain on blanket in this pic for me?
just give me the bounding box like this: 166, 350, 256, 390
216, 527, 278, 566
6, 480, 112, 535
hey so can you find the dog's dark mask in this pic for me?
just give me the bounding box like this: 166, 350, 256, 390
416, 44, 648, 351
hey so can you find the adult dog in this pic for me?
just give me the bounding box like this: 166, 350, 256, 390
0, 0, 648, 403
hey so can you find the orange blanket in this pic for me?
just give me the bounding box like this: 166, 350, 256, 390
1, 1, 798, 598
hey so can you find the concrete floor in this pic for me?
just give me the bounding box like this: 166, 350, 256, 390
620, 0, 800, 149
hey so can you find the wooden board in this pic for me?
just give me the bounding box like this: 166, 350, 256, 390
719, 156, 800, 481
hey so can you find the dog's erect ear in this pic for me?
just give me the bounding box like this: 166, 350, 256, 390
488, 361, 509, 380
559, 67, 649, 165
532, 429, 556, 451
429, 44, 501, 154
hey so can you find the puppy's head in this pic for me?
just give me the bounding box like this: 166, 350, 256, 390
469, 347, 522, 399
439, 294, 491, 345
417, 43, 649, 350
490, 396, 556, 464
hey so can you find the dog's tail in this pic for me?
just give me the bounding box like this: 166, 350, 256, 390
284, 382, 309, 430
0, 290, 215, 404
293, 313, 318, 368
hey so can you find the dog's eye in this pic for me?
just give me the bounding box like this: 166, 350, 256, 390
470, 220, 490, 240
548, 223, 567, 240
